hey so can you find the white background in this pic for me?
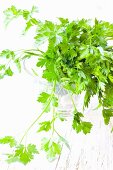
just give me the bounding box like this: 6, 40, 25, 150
0, 0, 113, 169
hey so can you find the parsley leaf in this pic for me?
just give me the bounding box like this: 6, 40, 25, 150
7, 144, 39, 165
52, 96, 58, 107
5, 67, 13, 76
72, 112, 92, 134
4, 5, 38, 26
24, 18, 39, 32
81, 122, 93, 134
14, 58, 21, 72
41, 138, 62, 161
103, 81, 113, 107
102, 108, 113, 125
0, 136, 17, 147
0, 49, 15, 59
37, 92, 50, 103
38, 121, 51, 132
42, 69, 58, 82
36, 58, 47, 67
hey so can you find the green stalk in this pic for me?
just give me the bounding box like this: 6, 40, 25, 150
19, 80, 56, 144
69, 93, 78, 113
51, 107, 56, 137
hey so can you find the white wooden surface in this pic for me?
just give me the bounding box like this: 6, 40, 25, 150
1, 90, 113, 170
55, 95, 113, 170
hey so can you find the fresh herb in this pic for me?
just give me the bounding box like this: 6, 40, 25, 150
0, 5, 113, 165
6, 144, 39, 165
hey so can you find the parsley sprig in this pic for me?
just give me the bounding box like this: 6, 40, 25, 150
0, 5, 113, 165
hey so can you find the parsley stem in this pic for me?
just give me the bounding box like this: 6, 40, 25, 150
54, 129, 61, 138
19, 80, 56, 144
51, 107, 56, 137
69, 93, 78, 113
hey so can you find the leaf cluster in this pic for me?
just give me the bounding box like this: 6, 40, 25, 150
1, 5, 113, 165
41, 138, 62, 161
4, 5, 38, 28
72, 111, 93, 134
0, 136, 38, 165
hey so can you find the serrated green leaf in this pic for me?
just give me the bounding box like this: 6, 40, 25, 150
5, 67, 13, 76
0, 136, 17, 147
6, 154, 19, 163
42, 69, 58, 82
58, 17, 69, 25
108, 74, 113, 83
72, 112, 92, 134
41, 138, 50, 151
0, 49, 15, 59
27, 144, 39, 154
0, 65, 5, 71
52, 96, 58, 107
38, 121, 51, 132
24, 18, 38, 32
3, 6, 22, 26
84, 90, 92, 108
81, 121, 93, 134
36, 58, 47, 67
14, 59, 21, 72
22, 10, 30, 20
31, 6, 39, 13
72, 121, 82, 133
102, 108, 113, 125
15, 145, 32, 164
24, 20, 32, 33
4, 5, 38, 26
41, 138, 62, 161
37, 92, 50, 103
14, 144, 38, 165
4, 5, 21, 17
103, 82, 113, 107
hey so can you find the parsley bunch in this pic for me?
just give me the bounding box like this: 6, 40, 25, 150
0, 6, 113, 165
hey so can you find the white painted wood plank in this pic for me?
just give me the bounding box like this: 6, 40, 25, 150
55, 95, 113, 170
